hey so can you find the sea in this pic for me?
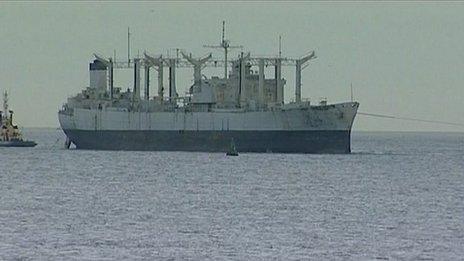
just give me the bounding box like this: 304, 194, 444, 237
1, 128, 463, 260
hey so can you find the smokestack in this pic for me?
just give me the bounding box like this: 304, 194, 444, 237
89, 60, 107, 90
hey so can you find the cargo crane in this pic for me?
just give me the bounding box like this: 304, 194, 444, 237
96, 22, 317, 106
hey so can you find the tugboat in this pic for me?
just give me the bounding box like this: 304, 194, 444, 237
0, 91, 37, 147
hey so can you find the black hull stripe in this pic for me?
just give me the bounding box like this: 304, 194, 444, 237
63, 130, 352, 154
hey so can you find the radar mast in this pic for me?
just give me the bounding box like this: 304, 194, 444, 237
204, 21, 243, 79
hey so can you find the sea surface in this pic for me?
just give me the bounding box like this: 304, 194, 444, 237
1, 129, 463, 260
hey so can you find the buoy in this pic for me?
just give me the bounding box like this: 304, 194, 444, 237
226, 138, 238, 156
64, 138, 71, 149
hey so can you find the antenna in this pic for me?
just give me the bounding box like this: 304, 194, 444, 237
350, 83, 354, 102
279, 35, 282, 58
222, 20, 225, 44
127, 27, 131, 67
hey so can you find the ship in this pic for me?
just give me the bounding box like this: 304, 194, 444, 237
0, 91, 37, 147
58, 23, 359, 153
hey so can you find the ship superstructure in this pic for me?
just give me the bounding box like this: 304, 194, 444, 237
59, 23, 359, 153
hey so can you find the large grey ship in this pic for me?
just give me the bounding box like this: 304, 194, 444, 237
59, 24, 359, 153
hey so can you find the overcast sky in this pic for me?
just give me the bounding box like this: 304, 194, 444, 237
0, 1, 463, 132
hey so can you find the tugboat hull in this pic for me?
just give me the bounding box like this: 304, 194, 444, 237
0, 140, 37, 147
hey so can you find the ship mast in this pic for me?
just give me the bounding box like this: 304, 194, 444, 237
3, 91, 8, 119
204, 21, 243, 79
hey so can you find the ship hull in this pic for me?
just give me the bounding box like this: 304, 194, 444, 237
59, 102, 359, 154
62, 129, 351, 153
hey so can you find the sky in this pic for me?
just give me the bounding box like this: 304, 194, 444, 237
0, 1, 463, 132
